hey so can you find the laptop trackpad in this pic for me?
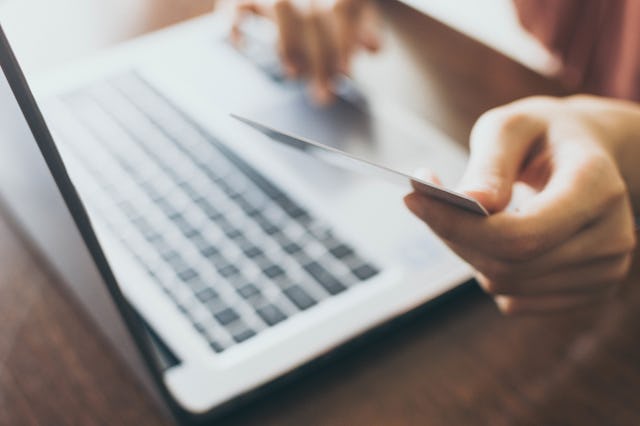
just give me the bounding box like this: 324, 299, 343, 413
240, 88, 464, 190
243, 88, 375, 151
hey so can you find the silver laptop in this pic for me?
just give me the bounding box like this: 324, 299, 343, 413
0, 12, 473, 423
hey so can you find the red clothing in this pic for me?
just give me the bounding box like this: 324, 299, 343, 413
514, 0, 640, 101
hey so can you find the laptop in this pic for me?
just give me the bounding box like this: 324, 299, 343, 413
0, 11, 474, 424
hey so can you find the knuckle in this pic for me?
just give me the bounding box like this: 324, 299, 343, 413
470, 108, 509, 142
470, 108, 503, 138
575, 153, 626, 207
470, 104, 546, 150
498, 112, 534, 135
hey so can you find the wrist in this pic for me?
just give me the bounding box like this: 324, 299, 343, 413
570, 96, 640, 214
610, 106, 640, 214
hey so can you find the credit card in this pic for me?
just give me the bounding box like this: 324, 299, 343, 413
232, 114, 489, 216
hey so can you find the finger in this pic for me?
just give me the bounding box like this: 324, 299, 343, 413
476, 253, 632, 296
458, 109, 547, 212
273, 0, 305, 76
356, 2, 382, 52
333, 1, 357, 73
405, 148, 621, 262
304, 8, 336, 104
494, 291, 608, 315
441, 197, 637, 283
506, 196, 636, 275
231, 1, 269, 45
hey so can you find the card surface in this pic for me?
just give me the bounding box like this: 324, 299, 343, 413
232, 114, 489, 216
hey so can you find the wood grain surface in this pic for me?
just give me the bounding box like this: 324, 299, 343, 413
1, 1, 639, 425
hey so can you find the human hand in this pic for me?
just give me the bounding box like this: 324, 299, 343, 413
405, 95, 640, 314
231, 0, 381, 104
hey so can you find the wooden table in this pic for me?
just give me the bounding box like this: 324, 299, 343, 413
1, 1, 639, 425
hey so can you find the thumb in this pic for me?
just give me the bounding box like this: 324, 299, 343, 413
458, 111, 547, 213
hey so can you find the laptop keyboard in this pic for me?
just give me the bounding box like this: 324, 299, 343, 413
45, 72, 379, 352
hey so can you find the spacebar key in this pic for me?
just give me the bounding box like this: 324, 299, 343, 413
303, 262, 346, 295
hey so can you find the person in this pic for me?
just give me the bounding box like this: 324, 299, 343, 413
231, 0, 640, 314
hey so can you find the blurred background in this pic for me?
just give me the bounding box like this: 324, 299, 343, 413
0, 0, 559, 76
0, 0, 214, 72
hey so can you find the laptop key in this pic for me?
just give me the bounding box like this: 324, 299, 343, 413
232, 327, 256, 343
160, 249, 180, 262
255, 215, 280, 235
256, 304, 287, 326
185, 277, 208, 292
177, 268, 198, 282
195, 199, 222, 220
190, 233, 209, 251
282, 242, 302, 254
200, 245, 220, 258
263, 265, 285, 279
237, 284, 260, 299
279, 198, 308, 219
195, 287, 218, 302
214, 308, 239, 325
329, 244, 354, 259
224, 228, 242, 239
283, 285, 316, 310
303, 262, 346, 295
243, 246, 263, 258
352, 264, 379, 281
217, 264, 239, 278
209, 341, 224, 353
